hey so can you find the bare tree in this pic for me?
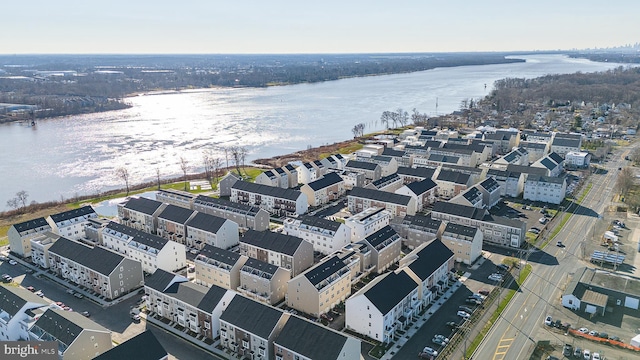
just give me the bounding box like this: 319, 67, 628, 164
239, 147, 248, 174
16, 190, 29, 208
230, 146, 242, 177
396, 108, 409, 127
352, 122, 366, 138
115, 168, 131, 195
203, 150, 216, 187
156, 168, 161, 190
380, 111, 392, 130
615, 166, 635, 197
223, 147, 230, 172
179, 156, 189, 191
213, 157, 222, 186
630, 147, 640, 164
6, 198, 19, 210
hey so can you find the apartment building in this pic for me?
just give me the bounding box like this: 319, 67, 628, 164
382, 148, 412, 167
486, 168, 524, 198
46, 205, 97, 240
101, 222, 186, 274
7, 217, 52, 257
361, 226, 402, 273
0, 285, 49, 341
519, 141, 549, 163
565, 151, 591, 168
413, 153, 461, 168
396, 166, 437, 184
231, 181, 308, 216
551, 133, 582, 157
399, 239, 454, 306
118, 197, 166, 234
186, 212, 239, 250
434, 169, 473, 200
238, 258, 290, 305
477, 177, 501, 209
523, 175, 567, 204
193, 195, 270, 231
365, 173, 403, 192
299, 172, 345, 207
392, 215, 444, 250
440, 223, 483, 265
219, 172, 241, 197
348, 187, 416, 217
255, 170, 281, 188
394, 178, 437, 212
195, 244, 248, 290
156, 189, 197, 209
344, 207, 392, 242
156, 205, 196, 244
344, 160, 382, 182
283, 216, 351, 255
93, 330, 168, 360
449, 185, 484, 208
239, 230, 314, 277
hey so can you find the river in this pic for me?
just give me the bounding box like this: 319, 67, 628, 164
0, 54, 627, 210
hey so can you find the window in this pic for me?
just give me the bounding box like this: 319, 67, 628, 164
242, 340, 249, 349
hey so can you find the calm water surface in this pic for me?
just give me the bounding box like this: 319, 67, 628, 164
0, 55, 626, 209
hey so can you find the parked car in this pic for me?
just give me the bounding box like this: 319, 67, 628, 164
320, 313, 334, 322
546, 356, 559, 360
8, 260, 17, 265
26, 286, 36, 292
0, 255, 7, 261
478, 289, 490, 296
488, 273, 503, 281
458, 306, 474, 314
457, 311, 471, 319
539, 217, 548, 224
433, 334, 449, 344
544, 315, 552, 326
497, 264, 510, 271
421, 347, 438, 357
2, 274, 12, 283
608, 335, 621, 342
573, 347, 582, 357
131, 314, 141, 322
577, 327, 588, 334
74, 293, 84, 299
588, 330, 598, 336
34, 290, 44, 297
446, 321, 459, 329
563, 344, 573, 356
432, 336, 447, 346
582, 349, 590, 360
66, 289, 75, 295
592, 352, 601, 360
466, 298, 482, 305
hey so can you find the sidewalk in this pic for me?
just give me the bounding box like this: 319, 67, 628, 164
380, 280, 463, 360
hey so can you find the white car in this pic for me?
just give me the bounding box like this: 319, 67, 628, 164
588, 330, 598, 336
457, 310, 471, 319
592, 352, 600, 360
582, 349, 590, 360
544, 315, 552, 326
488, 273, 503, 281
578, 327, 589, 334
422, 347, 438, 357
8, 260, 17, 265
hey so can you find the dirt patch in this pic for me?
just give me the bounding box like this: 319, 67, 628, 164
253, 139, 361, 168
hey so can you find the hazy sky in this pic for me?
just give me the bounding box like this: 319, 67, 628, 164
3, 0, 639, 54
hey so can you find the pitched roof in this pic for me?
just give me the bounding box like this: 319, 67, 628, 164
345, 160, 379, 171
93, 330, 167, 360
33, 309, 109, 347
303, 256, 348, 286
197, 244, 242, 266
48, 237, 125, 276
428, 154, 460, 163
241, 230, 305, 256
479, 178, 500, 193
163, 281, 208, 308
506, 164, 548, 176
405, 178, 437, 195
364, 225, 400, 249
194, 195, 262, 216
122, 197, 164, 215
49, 205, 96, 223
349, 187, 412, 206
382, 148, 406, 157
220, 295, 284, 339
306, 172, 343, 191
105, 222, 168, 250
443, 223, 478, 238
275, 316, 350, 360
527, 175, 566, 185
432, 201, 486, 220
284, 164, 297, 172
371, 173, 401, 188
441, 164, 483, 175
436, 169, 471, 185
397, 166, 436, 179
232, 181, 303, 201
273, 167, 286, 175
363, 271, 417, 315
487, 168, 510, 179
407, 240, 454, 280
197, 285, 231, 313
0, 285, 47, 317
300, 216, 342, 232
401, 215, 442, 231
313, 160, 325, 168
186, 212, 227, 233
144, 269, 187, 293
520, 141, 547, 150
552, 137, 581, 147
548, 152, 564, 164
262, 170, 276, 178
11, 217, 50, 233
242, 258, 280, 276
462, 186, 483, 204
157, 204, 195, 224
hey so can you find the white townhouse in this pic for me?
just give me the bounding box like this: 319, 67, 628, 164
330, 153, 349, 169
434, 169, 473, 200
531, 152, 564, 177
47, 237, 144, 300
30, 232, 60, 269
283, 216, 351, 255
239, 230, 314, 277
231, 181, 308, 216
450, 185, 484, 208
413, 153, 461, 168
523, 175, 567, 205
282, 164, 299, 188
344, 160, 382, 182
551, 133, 582, 157
565, 151, 591, 168
255, 170, 280, 187
360, 155, 398, 177
382, 148, 412, 167
344, 207, 392, 242
186, 212, 239, 250
394, 178, 437, 212
144, 269, 236, 342
440, 223, 483, 265
519, 141, 549, 163
486, 168, 524, 198
312, 160, 328, 177
193, 195, 270, 231
348, 187, 417, 217
345, 269, 419, 344
101, 222, 187, 274
0, 285, 49, 341
477, 177, 501, 209
195, 244, 248, 291
399, 239, 454, 306
46, 205, 97, 240
118, 197, 166, 234
297, 162, 319, 184
299, 172, 346, 207
361, 225, 402, 274
273, 316, 361, 360
7, 217, 52, 257
272, 167, 289, 189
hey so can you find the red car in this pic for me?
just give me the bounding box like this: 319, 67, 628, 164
26, 286, 36, 292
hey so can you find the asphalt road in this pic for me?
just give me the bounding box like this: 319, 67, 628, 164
472, 146, 632, 360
